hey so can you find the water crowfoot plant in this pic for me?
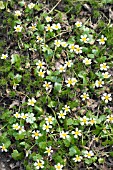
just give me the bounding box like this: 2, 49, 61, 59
0, 0, 113, 169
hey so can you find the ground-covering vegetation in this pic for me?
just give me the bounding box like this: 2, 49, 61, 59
0, 0, 113, 169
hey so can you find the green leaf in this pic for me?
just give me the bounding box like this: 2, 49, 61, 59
12, 150, 24, 160
54, 82, 62, 92
39, 142, 47, 149
5, 140, 11, 148
66, 118, 74, 125
11, 54, 20, 64
87, 54, 94, 59
48, 101, 56, 108
69, 146, 80, 156
0, 1, 5, 9
78, 71, 87, 85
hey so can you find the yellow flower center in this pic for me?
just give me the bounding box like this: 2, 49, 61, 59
37, 162, 42, 167
83, 95, 87, 99
60, 67, 64, 71
47, 149, 51, 153
14, 125, 19, 129
82, 37, 86, 41
71, 45, 75, 50
76, 48, 80, 52
16, 28, 21, 31
83, 119, 86, 123
45, 84, 49, 87
85, 60, 90, 64
77, 23, 80, 27
2, 146, 6, 150
57, 166, 61, 169
68, 80, 72, 84
39, 72, 44, 76
60, 113, 64, 117
75, 131, 79, 135
48, 117, 52, 122
109, 117, 113, 121
45, 125, 49, 129
31, 26, 36, 30
35, 132, 39, 136
3, 55, 7, 59
100, 38, 105, 42
65, 107, 69, 111
55, 25, 59, 29
30, 100, 35, 105
47, 26, 51, 30
90, 120, 95, 124
105, 96, 109, 100
87, 153, 91, 157
62, 133, 67, 137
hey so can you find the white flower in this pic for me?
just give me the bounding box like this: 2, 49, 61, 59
83, 58, 91, 65
28, 3, 35, 9
57, 110, 66, 119
29, 23, 37, 31
13, 83, 19, 90
14, 10, 22, 17
38, 69, 45, 78
19, 126, 25, 134
102, 72, 111, 79
45, 16, 52, 22
42, 124, 52, 132
14, 112, 21, 118
84, 150, 94, 158
74, 45, 82, 54
0, 144, 7, 152
36, 36, 43, 43
14, 25, 23, 32
36, 60, 46, 70
44, 146, 53, 156
100, 63, 109, 71
72, 128, 82, 138
20, 113, 28, 120
65, 60, 73, 68
60, 131, 69, 139
54, 163, 63, 170
89, 118, 96, 126
34, 159, 44, 169
43, 81, 52, 91
45, 24, 53, 32
61, 41, 68, 48
32, 130, 42, 139
73, 155, 83, 162
65, 77, 77, 87
26, 113, 36, 124
80, 116, 89, 126
69, 44, 76, 52
95, 80, 104, 88
45, 116, 54, 124
75, 21, 82, 27
54, 40, 61, 47
97, 35, 107, 45
106, 115, 113, 123
28, 97, 36, 106
1, 54, 8, 59
62, 105, 70, 113
80, 34, 89, 43
58, 65, 66, 73
81, 92, 89, 101
52, 23, 61, 30
25, 150, 31, 157
12, 123, 20, 130
101, 93, 112, 103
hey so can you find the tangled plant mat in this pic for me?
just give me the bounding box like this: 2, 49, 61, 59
0, 0, 113, 170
